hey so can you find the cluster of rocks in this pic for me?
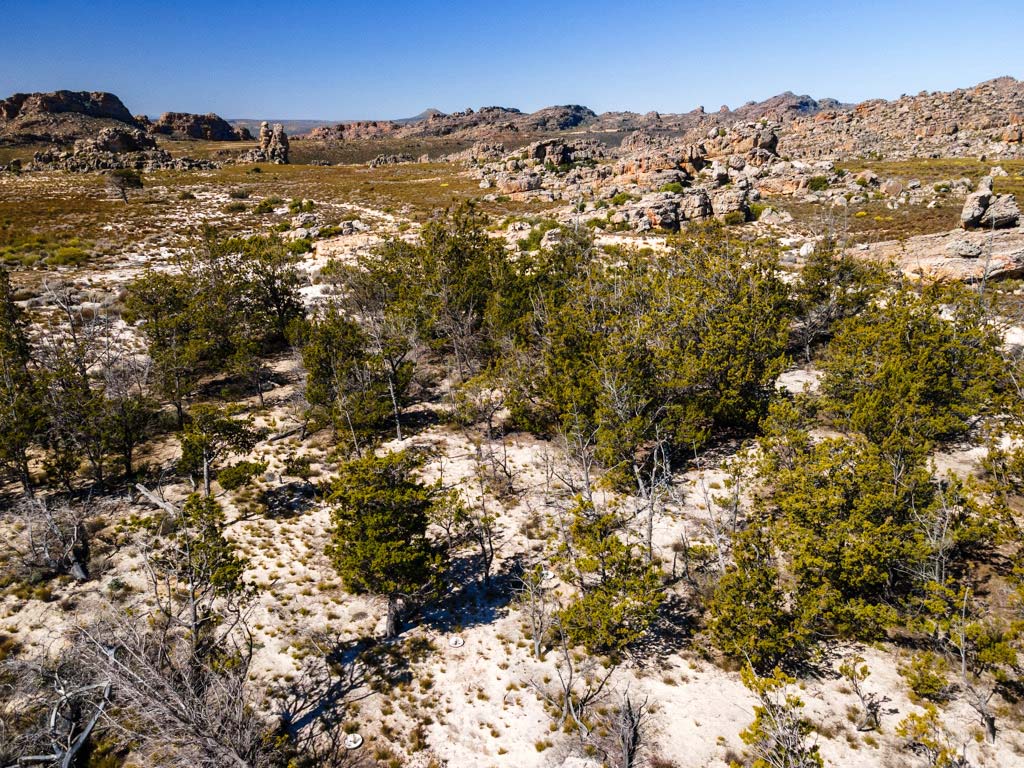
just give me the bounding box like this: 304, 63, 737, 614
775, 77, 1024, 160
960, 176, 1021, 229
286, 212, 369, 241
28, 126, 217, 172
139, 111, 251, 141
239, 122, 289, 164
470, 123, 786, 229
368, 153, 417, 167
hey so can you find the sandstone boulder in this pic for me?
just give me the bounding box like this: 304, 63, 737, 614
979, 194, 1021, 229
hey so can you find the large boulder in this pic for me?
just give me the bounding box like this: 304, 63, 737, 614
961, 176, 1018, 229
680, 189, 713, 220
980, 194, 1021, 229
496, 172, 542, 194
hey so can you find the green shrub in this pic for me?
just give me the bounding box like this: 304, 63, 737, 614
284, 455, 313, 480
224, 202, 247, 213
218, 460, 268, 491
519, 219, 559, 252
723, 210, 746, 226
48, 246, 89, 266
899, 652, 952, 702
254, 196, 283, 213
228, 189, 250, 200
659, 182, 685, 194
610, 192, 634, 206
807, 176, 830, 192
288, 198, 315, 213
748, 202, 767, 221
287, 237, 313, 254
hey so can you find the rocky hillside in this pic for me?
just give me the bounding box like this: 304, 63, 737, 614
0, 90, 254, 146
0, 90, 138, 144
138, 112, 252, 141
301, 77, 1024, 162
304, 104, 597, 142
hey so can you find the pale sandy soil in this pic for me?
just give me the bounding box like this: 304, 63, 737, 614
4, 197, 1024, 768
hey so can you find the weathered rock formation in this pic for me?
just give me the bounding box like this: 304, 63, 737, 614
144, 112, 252, 141
368, 153, 415, 167
960, 176, 1021, 229
240, 122, 289, 164
30, 125, 217, 172
0, 90, 139, 144
857, 227, 1024, 282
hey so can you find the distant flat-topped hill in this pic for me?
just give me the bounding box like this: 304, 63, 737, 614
0, 90, 253, 146
0, 90, 138, 144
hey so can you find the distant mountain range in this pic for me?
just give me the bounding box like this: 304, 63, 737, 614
228, 109, 446, 137
2, 78, 1022, 160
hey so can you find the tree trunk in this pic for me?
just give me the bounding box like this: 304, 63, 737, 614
254, 370, 264, 408
203, 454, 212, 497
984, 713, 996, 743
385, 595, 401, 638
387, 373, 403, 440
20, 459, 34, 498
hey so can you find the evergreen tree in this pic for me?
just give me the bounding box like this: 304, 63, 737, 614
327, 450, 442, 638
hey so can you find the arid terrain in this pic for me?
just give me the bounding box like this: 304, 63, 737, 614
2, 77, 1024, 768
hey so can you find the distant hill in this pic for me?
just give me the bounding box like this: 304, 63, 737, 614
0, 90, 138, 144
229, 119, 336, 136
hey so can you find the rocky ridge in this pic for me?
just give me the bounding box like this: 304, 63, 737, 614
139, 112, 252, 141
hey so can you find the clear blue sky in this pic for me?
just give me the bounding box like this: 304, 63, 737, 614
3, 0, 1022, 120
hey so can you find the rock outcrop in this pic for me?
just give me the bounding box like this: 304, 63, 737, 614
240, 122, 289, 164
857, 227, 1024, 282
960, 176, 1020, 229
145, 112, 251, 141
30, 125, 217, 172
368, 153, 415, 167
0, 90, 139, 144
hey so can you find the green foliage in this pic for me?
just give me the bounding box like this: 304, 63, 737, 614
125, 230, 305, 422
288, 198, 315, 213
807, 176, 830, 192
708, 529, 807, 671
820, 285, 1002, 471
0, 267, 44, 493
899, 651, 952, 703
508, 224, 791, 465
327, 450, 442, 635
178, 403, 262, 494
106, 169, 143, 202
217, 459, 268, 491
738, 666, 823, 768
292, 303, 401, 449
722, 210, 746, 226
895, 705, 961, 768
518, 219, 559, 252
659, 182, 685, 194
791, 242, 884, 359
174, 493, 250, 598
253, 196, 283, 214
286, 237, 312, 254
554, 499, 662, 655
